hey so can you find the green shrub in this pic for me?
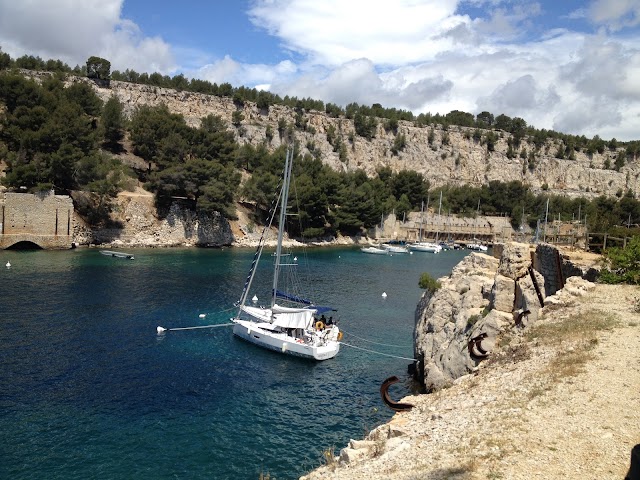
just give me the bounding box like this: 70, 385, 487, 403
467, 314, 481, 328
419, 272, 441, 293
600, 235, 640, 284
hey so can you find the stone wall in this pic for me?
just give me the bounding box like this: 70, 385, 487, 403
0, 192, 73, 249
533, 243, 600, 296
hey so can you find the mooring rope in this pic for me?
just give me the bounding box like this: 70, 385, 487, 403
341, 330, 413, 349
339, 341, 417, 362
159, 323, 235, 332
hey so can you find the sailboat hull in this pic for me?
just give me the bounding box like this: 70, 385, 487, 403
408, 242, 442, 253
232, 320, 340, 361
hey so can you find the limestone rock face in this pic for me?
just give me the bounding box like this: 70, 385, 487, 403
414, 243, 566, 392
414, 253, 498, 391
490, 274, 515, 312
73, 194, 233, 247
22, 71, 634, 200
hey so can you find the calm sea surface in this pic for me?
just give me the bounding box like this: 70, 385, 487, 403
0, 246, 470, 480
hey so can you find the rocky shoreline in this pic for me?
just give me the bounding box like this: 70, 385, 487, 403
301, 246, 639, 480
72, 190, 369, 249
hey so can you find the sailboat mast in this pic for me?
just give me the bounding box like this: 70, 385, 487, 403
237, 177, 285, 310
271, 147, 293, 308
435, 191, 442, 243
475, 198, 480, 240
419, 200, 424, 242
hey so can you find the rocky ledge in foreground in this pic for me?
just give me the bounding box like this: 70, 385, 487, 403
302, 245, 639, 479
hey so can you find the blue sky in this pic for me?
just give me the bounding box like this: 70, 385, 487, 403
1, 0, 640, 141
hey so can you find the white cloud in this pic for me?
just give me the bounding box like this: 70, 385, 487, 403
553, 97, 623, 136
587, 0, 640, 31
241, 0, 640, 140
476, 75, 560, 116
474, 3, 543, 41
248, 0, 465, 66
195, 56, 297, 88
559, 35, 640, 101
2, 0, 640, 140
0, 0, 176, 73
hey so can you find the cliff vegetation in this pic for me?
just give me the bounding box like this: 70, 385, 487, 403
2, 50, 640, 241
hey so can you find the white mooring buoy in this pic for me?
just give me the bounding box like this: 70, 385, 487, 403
252, 295, 258, 303
381, 292, 388, 298
199, 313, 206, 318
5, 261, 10, 268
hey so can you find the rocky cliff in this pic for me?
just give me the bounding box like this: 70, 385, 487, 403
413, 242, 601, 392
72, 189, 234, 247
60, 74, 638, 200
16, 71, 637, 246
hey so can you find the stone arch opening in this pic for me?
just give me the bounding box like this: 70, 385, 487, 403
6, 241, 43, 250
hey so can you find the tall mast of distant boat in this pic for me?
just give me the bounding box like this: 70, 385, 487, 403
474, 198, 480, 241
435, 191, 443, 243
420, 195, 429, 242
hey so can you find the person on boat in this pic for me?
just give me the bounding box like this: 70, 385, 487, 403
326, 316, 333, 326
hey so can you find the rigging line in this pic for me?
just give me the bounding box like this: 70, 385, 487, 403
339, 341, 417, 362
341, 330, 413, 349
158, 323, 234, 332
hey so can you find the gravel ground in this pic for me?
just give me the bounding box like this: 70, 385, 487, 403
301, 283, 640, 480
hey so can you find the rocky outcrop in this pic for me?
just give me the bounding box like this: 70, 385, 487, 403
413, 251, 500, 391
96, 78, 638, 200
303, 281, 636, 479
72, 192, 233, 247
413, 242, 597, 392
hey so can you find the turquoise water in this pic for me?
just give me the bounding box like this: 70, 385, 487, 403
0, 247, 469, 479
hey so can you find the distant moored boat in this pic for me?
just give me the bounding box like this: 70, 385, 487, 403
100, 250, 135, 259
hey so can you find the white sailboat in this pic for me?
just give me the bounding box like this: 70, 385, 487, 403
231, 147, 342, 360
409, 197, 442, 253
409, 242, 441, 253
382, 243, 410, 254
361, 246, 388, 255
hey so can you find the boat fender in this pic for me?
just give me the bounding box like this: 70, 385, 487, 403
315, 321, 325, 330
337, 331, 343, 341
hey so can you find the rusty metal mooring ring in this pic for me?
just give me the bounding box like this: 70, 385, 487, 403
380, 376, 414, 412
468, 332, 489, 360
515, 309, 531, 327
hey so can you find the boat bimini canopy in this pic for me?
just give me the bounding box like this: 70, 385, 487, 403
275, 290, 336, 315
